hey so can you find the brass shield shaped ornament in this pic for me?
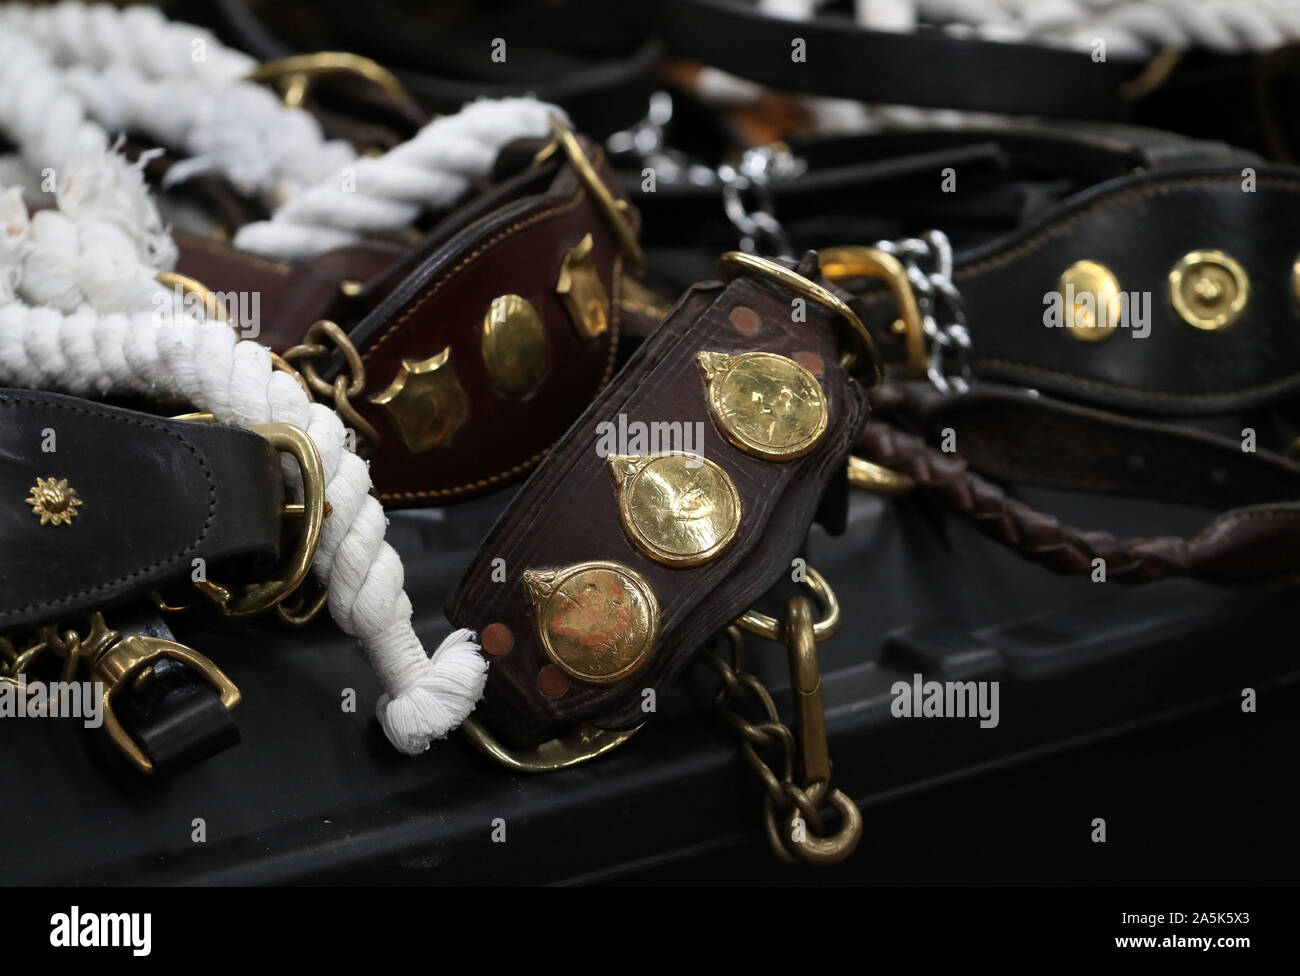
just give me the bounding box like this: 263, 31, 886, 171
369, 346, 470, 452
556, 233, 610, 340
522, 561, 659, 685
608, 453, 741, 566
697, 350, 829, 460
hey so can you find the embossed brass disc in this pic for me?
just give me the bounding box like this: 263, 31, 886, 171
523, 561, 660, 685
1169, 249, 1249, 331
608, 453, 741, 566
1058, 260, 1122, 342
482, 294, 548, 396
697, 351, 829, 460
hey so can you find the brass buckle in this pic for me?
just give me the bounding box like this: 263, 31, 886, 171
461, 718, 643, 772
717, 250, 883, 385
847, 456, 915, 496
244, 52, 413, 109
81, 615, 241, 775
819, 245, 927, 380
191, 420, 327, 618
548, 115, 646, 273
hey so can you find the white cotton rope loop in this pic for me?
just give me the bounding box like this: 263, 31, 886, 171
0, 3, 564, 754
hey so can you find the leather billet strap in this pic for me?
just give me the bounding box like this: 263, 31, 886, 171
859, 381, 1300, 584
174, 134, 640, 506
0, 390, 283, 633
449, 254, 876, 748
845, 160, 1300, 415
646, 0, 1149, 119
204, 0, 661, 137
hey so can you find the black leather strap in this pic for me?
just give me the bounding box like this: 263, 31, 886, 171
0, 391, 283, 632
848, 161, 1300, 414
104, 607, 241, 777
205, 0, 661, 137
647, 0, 1147, 119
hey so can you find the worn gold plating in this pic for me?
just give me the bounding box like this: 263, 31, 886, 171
26, 477, 82, 526
522, 561, 659, 685
608, 453, 741, 566
697, 350, 828, 460
369, 346, 470, 452
556, 233, 610, 339
482, 294, 548, 396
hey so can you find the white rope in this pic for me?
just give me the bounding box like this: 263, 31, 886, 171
1, 4, 560, 259
0, 6, 579, 754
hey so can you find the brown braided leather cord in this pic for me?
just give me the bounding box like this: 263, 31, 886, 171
856, 380, 1300, 584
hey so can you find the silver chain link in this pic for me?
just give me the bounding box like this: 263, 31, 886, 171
873, 230, 973, 393
609, 91, 804, 260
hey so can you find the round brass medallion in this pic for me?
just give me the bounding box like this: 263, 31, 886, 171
482, 294, 548, 396
1169, 250, 1248, 332
697, 350, 828, 460
1058, 260, 1122, 342
522, 561, 659, 685
608, 453, 741, 566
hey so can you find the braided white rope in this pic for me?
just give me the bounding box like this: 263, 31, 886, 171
0, 6, 572, 753
871, 0, 1300, 57
3, 4, 560, 259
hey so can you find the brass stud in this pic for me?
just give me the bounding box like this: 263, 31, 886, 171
1058, 260, 1122, 342
608, 453, 742, 567
555, 234, 610, 340
1169, 250, 1248, 331
481, 294, 549, 397
522, 561, 659, 685
26, 476, 82, 526
369, 347, 470, 452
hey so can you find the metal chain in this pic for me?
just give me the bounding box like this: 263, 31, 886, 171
608, 91, 804, 259
280, 319, 380, 457
873, 230, 973, 393
701, 623, 862, 865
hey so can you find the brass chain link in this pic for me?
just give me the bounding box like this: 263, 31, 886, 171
703, 612, 863, 865
280, 319, 380, 457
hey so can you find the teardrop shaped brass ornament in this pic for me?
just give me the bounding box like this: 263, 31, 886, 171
522, 561, 660, 685
697, 350, 829, 460
608, 453, 741, 566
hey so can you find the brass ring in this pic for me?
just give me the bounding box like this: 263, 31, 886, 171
245, 52, 413, 108
780, 787, 863, 865
735, 566, 839, 642
460, 717, 643, 772
717, 250, 882, 386
156, 271, 229, 325
847, 456, 915, 495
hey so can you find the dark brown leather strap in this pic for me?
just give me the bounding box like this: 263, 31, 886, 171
857, 380, 1300, 583
450, 256, 874, 747
173, 136, 639, 506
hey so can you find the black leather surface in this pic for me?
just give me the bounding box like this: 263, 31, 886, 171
0, 391, 284, 633
2, 484, 1297, 883
950, 166, 1300, 413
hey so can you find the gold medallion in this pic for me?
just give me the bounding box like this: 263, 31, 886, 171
608, 453, 741, 566
369, 346, 470, 452
26, 477, 82, 526
482, 294, 548, 396
522, 561, 659, 685
697, 350, 829, 460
